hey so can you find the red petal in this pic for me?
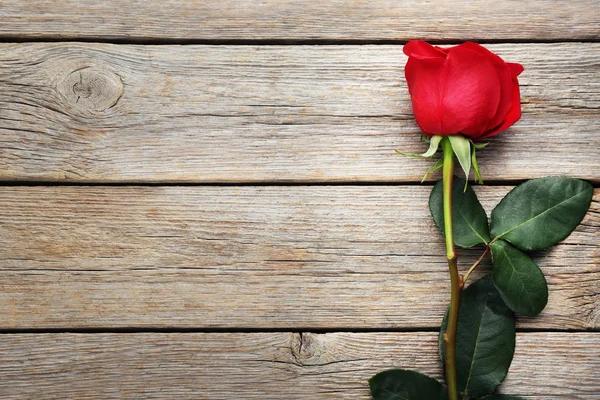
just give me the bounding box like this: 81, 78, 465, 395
454, 42, 521, 133
484, 63, 514, 132
460, 44, 524, 76
507, 62, 524, 77
459, 42, 506, 65
403, 40, 447, 60
475, 76, 522, 141
441, 46, 501, 135
404, 56, 447, 134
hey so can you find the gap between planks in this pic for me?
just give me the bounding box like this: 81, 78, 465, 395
0, 326, 594, 335
2, 38, 600, 46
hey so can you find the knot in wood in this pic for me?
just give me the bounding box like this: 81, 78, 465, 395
290, 333, 316, 365
59, 66, 123, 113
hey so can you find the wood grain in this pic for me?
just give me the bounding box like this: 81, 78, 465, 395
1, 186, 597, 330
0, 332, 597, 399
1, 43, 599, 183
0, 0, 598, 41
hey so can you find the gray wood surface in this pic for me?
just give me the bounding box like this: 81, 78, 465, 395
1, 43, 598, 183
0, 0, 598, 41
0, 332, 597, 399
2, 2, 599, 397
2, 186, 597, 330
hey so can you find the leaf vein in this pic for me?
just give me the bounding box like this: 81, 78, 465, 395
496, 188, 590, 240
459, 209, 488, 245
463, 294, 490, 397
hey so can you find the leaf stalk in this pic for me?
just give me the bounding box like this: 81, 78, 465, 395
462, 246, 490, 285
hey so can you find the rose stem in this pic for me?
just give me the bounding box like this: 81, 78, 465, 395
442, 137, 460, 400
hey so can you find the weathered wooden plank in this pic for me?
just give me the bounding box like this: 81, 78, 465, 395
0, 332, 597, 399
0, 1, 598, 41
1, 186, 597, 330
1, 43, 598, 183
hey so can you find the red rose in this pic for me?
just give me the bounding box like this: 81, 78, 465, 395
403, 40, 524, 142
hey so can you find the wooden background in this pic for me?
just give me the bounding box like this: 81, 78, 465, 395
0, 1, 598, 399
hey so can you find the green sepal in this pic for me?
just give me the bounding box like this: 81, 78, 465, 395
471, 145, 483, 184
448, 135, 471, 185
473, 141, 489, 149
396, 135, 443, 158
369, 369, 447, 400
421, 157, 444, 182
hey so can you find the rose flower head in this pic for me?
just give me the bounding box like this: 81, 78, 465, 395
403, 40, 524, 142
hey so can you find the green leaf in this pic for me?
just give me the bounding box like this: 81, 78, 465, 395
429, 177, 491, 248
480, 395, 526, 400
490, 177, 593, 251
440, 276, 515, 399
396, 135, 443, 158
490, 239, 548, 316
369, 369, 447, 400
448, 135, 471, 181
